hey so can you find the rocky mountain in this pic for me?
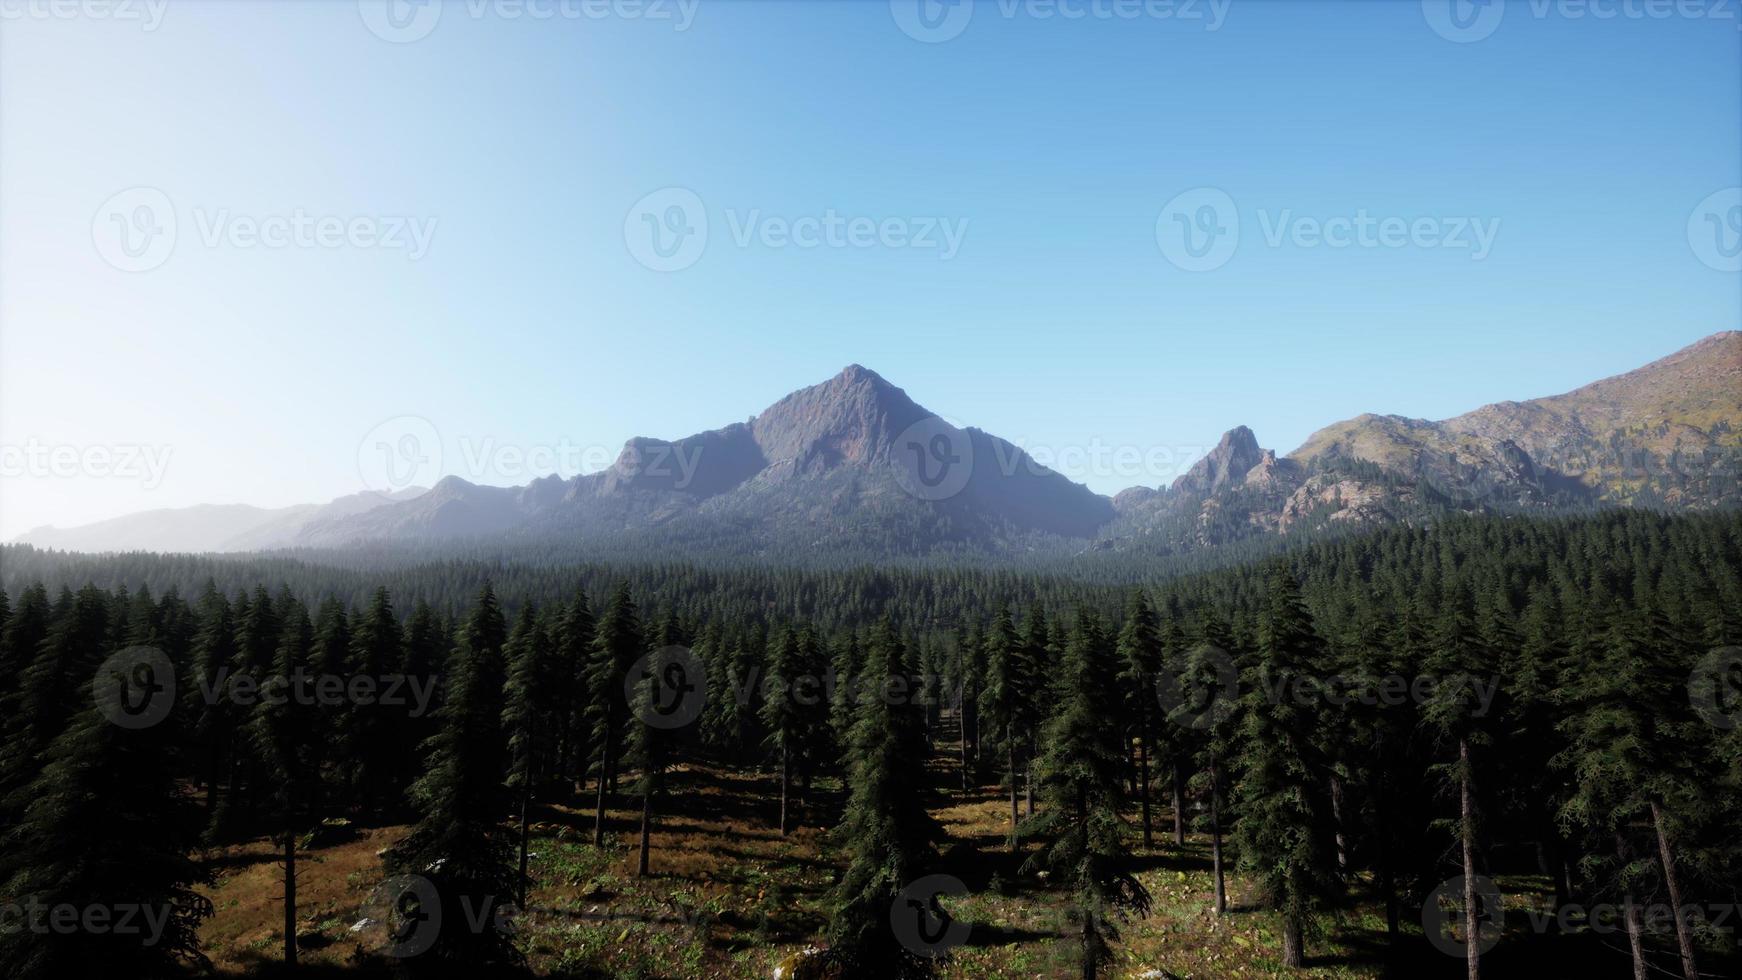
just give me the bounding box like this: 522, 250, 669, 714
283, 365, 1114, 554
1109, 331, 1741, 551
15, 333, 1738, 559
1293, 331, 1741, 506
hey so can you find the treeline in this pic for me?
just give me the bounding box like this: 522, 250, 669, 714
0, 508, 1739, 977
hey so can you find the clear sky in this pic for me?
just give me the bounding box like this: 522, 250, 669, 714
2, 0, 1738, 538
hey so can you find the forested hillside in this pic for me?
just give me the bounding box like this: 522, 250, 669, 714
1, 509, 1738, 977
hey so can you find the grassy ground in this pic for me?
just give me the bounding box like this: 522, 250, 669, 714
196, 747, 1734, 978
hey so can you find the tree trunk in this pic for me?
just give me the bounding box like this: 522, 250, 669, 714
1082, 907, 1096, 980
959, 703, 971, 793
1460, 739, 1480, 980
1547, 827, 1570, 915
207, 740, 222, 814
517, 778, 532, 908
1329, 773, 1349, 871
778, 746, 790, 836
1172, 764, 1186, 847
1078, 786, 1094, 980
1025, 734, 1036, 818
1138, 734, 1152, 849
1282, 914, 1303, 968
1208, 749, 1226, 916
283, 813, 297, 967
593, 725, 614, 847
1378, 807, 1399, 944
1650, 801, 1699, 980
1008, 739, 1019, 853
637, 786, 652, 877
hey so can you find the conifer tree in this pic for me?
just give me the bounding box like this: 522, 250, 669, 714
555, 588, 595, 794
401, 599, 449, 780
978, 602, 1025, 851
347, 587, 404, 817
387, 583, 518, 970
2, 585, 111, 831
247, 599, 315, 966
825, 620, 940, 977
762, 625, 808, 834
1, 669, 212, 978
623, 646, 674, 877
1424, 584, 1497, 980
586, 583, 644, 845
1023, 609, 1151, 980
182, 584, 233, 815
828, 630, 863, 775
1230, 566, 1339, 968
1557, 599, 1707, 980
1115, 589, 1164, 848
1018, 601, 1051, 818
502, 603, 556, 903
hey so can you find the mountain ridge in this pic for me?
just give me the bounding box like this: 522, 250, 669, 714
15, 332, 1739, 557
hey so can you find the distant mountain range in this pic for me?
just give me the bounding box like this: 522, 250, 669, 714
15, 332, 1740, 560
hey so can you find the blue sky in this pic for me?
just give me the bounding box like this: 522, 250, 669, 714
1, 0, 1738, 537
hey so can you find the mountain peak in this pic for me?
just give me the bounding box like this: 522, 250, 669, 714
1172, 425, 1268, 496
749, 366, 926, 470
836, 363, 888, 385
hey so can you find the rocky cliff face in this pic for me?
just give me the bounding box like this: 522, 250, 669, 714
1291, 331, 1742, 508
291, 365, 1114, 551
